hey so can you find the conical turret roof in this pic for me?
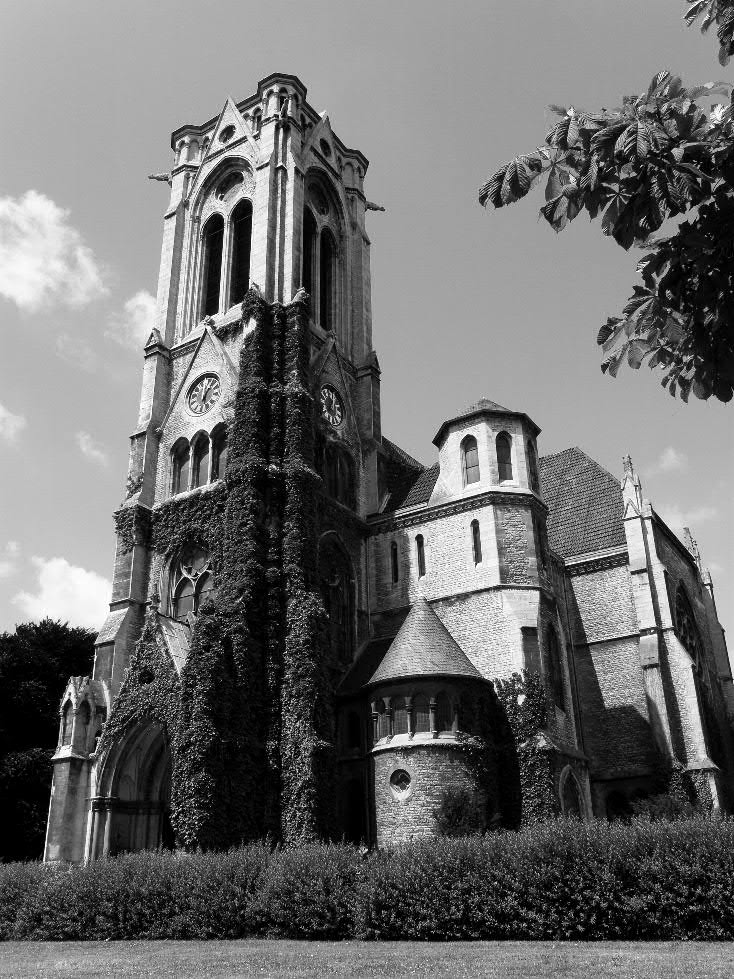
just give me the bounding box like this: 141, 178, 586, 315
367, 599, 482, 686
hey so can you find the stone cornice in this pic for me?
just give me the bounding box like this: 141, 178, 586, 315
368, 488, 548, 533
564, 547, 629, 577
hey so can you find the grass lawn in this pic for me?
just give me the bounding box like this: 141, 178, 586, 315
0, 941, 733, 978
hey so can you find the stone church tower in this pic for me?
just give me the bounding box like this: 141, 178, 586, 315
45, 74, 734, 863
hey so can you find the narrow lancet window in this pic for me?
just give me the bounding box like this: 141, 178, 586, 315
471, 519, 482, 564
191, 435, 210, 489
302, 207, 317, 298
172, 439, 190, 495
211, 425, 228, 481
229, 200, 252, 307
496, 433, 513, 482
391, 541, 399, 584
416, 534, 426, 577
462, 435, 480, 485
201, 214, 224, 317
320, 228, 336, 331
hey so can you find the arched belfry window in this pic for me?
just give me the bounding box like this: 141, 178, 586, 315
172, 439, 191, 495
462, 435, 480, 485
546, 625, 564, 708
201, 214, 224, 317
171, 544, 213, 621
252, 109, 262, 135
319, 228, 336, 331
191, 433, 210, 489
229, 199, 252, 306
211, 424, 228, 481
496, 433, 513, 482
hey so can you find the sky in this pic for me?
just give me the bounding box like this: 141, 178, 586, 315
0, 0, 731, 643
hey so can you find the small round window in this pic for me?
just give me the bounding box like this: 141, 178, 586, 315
390, 769, 411, 798
219, 125, 236, 144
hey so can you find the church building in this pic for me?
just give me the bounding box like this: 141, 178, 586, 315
44, 74, 734, 863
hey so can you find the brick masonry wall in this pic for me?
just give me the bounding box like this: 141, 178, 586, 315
372, 743, 479, 846
574, 636, 657, 778
496, 505, 533, 584
567, 565, 638, 644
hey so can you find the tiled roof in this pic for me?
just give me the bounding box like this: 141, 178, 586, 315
539, 447, 626, 559
433, 397, 540, 445
338, 637, 394, 697
382, 437, 437, 512
462, 397, 511, 414
400, 463, 440, 508
382, 437, 423, 470
368, 599, 482, 686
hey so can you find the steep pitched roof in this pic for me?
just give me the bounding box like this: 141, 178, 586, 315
368, 599, 482, 686
539, 447, 626, 559
381, 437, 437, 511
433, 397, 541, 446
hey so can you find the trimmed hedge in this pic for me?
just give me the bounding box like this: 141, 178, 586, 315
2, 818, 733, 941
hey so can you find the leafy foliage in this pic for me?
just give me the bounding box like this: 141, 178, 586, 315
0, 620, 95, 861
3, 821, 734, 940
685, 0, 734, 65
479, 70, 734, 402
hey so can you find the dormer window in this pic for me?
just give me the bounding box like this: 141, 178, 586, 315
461, 435, 480, 485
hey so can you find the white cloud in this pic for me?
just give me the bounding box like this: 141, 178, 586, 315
106, 290, 157, 350
657, 503, 717, 532
76, 430, 109, 467
0, 190, 107, 311
56, 333, 98, 373
0, 402, 26, 443
12, 557, 110, 629
649, 446, 687, 476
0, 541, 20, 580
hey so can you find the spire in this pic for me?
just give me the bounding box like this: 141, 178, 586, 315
621, 454, 644, 516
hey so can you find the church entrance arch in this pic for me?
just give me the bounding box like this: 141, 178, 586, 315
92, 721, 173, 858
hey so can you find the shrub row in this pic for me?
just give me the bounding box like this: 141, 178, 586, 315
2, 818, 733, 941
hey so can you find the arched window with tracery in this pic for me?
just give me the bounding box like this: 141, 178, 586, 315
496, 432, 513, 482
319, 536, 354, 669
302, 206, 317, 297
319, 228, 336, 331
229, 199, 252, 306
211, 424, 228, 481
191, 433, 210, 489
171, 439, 190, 495
461, 435, 480, 485
61, 702, 72, 746
201, 214, 224, 317
171, 544, 213, 621
545, 625, 564, 708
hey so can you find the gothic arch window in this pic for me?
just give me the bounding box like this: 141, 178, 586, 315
319, 536, 354, 668
560, 766, 583, 818
496, 432, 513, 482
211, 424, 228, 481
324, 445, 356, 509
77, 701, 91, 750
201, 214, 225, 317
391, 541, 399, 584
471, 519, 482, 565
171, 544, 213, 621
675, 587, 702, 667
302, 206, 317, 297
61, 702, 72, 746
229, 199, 253, 307
171, 438, 191, 495
191, 433, 210, 489
278, 87, 288, 111
545, 625, 564, 708
319, 228, 337, 331
461, 435, 480, 485
392, 697, 409, 735
435, 692, 453, 733
252, 109, 262, 135
416, 534, 426, 577
413, 694, 430, 733
527, 439, 540, 492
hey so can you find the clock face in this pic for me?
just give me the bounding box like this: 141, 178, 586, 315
187, 374, 220, 415
320, 385, 344, 427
